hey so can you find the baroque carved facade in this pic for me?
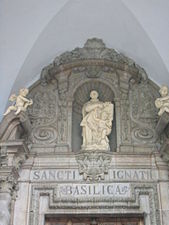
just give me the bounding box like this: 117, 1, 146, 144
0, 38, 169, 225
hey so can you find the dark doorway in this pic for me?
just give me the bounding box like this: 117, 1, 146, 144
45, 214, 144, 225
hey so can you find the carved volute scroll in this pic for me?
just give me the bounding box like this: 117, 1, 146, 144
129, 79, 159, 144
27, 84, 58, 146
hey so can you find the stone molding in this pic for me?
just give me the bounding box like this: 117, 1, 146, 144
0, 111, 30, 225
40, 38, 144, 86
0, 111, 31, 141
0, 111, 30, 193
29, 183, 160, 225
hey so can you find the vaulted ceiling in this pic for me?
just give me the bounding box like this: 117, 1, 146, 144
1, 0, 169, 120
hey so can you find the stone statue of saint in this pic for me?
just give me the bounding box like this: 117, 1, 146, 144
155, 85, 169, 116
80, 90, 114, 151
4, 88, 33, 116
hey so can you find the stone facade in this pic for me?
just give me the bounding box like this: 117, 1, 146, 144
0, 38, 169, 225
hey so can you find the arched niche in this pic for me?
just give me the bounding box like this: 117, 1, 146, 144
25, 38, 160, 154
72, 80, 116, 152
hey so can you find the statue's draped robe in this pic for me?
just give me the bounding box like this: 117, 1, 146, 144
80, 100, 113, 150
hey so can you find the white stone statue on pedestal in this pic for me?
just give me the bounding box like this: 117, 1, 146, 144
4, 88, 33, 116
155, 85, 169, 116
80, 90, 114, 151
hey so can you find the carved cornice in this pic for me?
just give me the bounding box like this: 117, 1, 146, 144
40, 38, 146, 85
0, 111, 32, 141
29, 183, 160, 225
0, 139, 29, 193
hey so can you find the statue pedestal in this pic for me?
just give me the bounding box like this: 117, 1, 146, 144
81, 146, 109, 151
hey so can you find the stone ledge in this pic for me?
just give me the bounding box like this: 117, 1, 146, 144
0, 139, 29, 155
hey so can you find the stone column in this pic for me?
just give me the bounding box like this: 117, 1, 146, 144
158, 174, 169, 225
0, 112, 31, 225
0, 141, 29, 225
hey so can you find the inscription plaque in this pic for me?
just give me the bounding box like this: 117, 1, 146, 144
57, 183, 131, 198
31, 169, 154, 181
32, 169, 78, 181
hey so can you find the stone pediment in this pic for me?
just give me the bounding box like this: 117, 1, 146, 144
40, 38, 145, 85
25, 38, 161, 153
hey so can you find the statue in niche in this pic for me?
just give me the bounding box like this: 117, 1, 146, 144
4, 88, 33, 116
155, 85, 169, 116
80, 90, 114, 151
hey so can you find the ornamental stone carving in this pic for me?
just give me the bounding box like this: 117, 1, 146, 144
4, 88, 33, 116
80, 90, 114, 151
40, 38, 143, 86
27, 86, 58, 145
155, 85, 169, 116
0, 111, 30, 225
129, 80, 158, 144
1, 38, 168, 225
21, 38, 161, 152
76, 151, 112, 180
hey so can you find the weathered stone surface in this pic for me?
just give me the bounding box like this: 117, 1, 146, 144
160, 139, 169, 162
0, 111, 30, 225
27, 38, 160, 153
156, 111, 169, 135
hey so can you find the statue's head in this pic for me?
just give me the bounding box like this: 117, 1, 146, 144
19, 88, 29, 96
90, 90, 99, 100
159, 85, 169, 97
